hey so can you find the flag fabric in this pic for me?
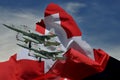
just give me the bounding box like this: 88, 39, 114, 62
36, 3, 94, 60
0, 54, 17, 80
43, 48, 110, 80
0, 49, 44, 80
0, 48, 119, 80
44, 3, 82, 39
16, 49, 44, 80
36, 19, 46, 34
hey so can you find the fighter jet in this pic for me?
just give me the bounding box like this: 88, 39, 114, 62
3, 24, 65, 60
17, 43, 65, 60
44, 41, 61, 46
3, 24, 57, 44
22, 36, 39, 44
22, 36, 61, 46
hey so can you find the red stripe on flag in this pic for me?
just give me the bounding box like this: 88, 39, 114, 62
0, 54, 45, 80
16, 60, 44, 80
36, 19, 46, 34
44, 3, 82, 38
0, 54, 16, 80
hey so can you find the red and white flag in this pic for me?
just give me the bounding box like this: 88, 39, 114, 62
36, 3, 94, 60
35, 3, 110, 80
36, 48, 109, 80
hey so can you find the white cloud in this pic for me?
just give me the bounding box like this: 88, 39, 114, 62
0, 8, 41, 29
62, 2, 86, 23
65, 2, 87, 13
0, 7, 42, 61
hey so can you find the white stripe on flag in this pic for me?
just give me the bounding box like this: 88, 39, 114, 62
44, 13, 71, 47
43, 13, 94, 60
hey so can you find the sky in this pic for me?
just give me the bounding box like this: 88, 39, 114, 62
0, 0, 120, 61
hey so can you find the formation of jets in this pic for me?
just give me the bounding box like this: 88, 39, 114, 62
3, 24, 65, 61
17, 43, 65, 60
3, 24, 57, 44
